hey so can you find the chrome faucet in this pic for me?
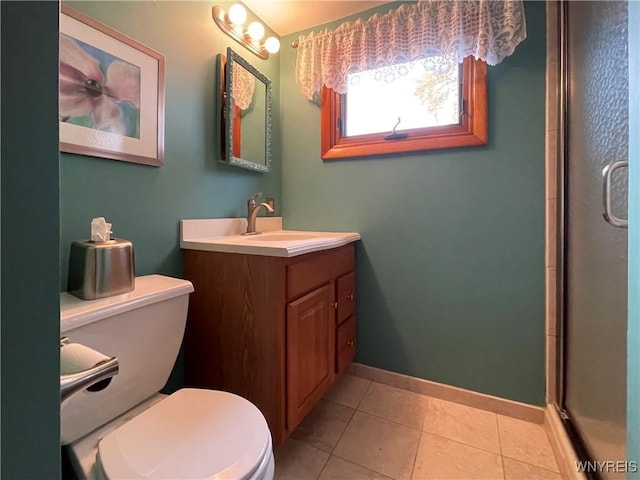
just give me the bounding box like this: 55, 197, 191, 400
245, 192, 274, 235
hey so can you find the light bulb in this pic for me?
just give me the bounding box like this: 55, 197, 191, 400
247, 21, 265, 41
264, 36, 280, 54
228, 3, 247, 26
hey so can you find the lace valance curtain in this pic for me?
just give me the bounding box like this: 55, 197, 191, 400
232, 62, 256, 111
295, 0, 527, 100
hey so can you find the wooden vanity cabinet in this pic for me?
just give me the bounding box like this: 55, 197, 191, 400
183, 244, 356, 446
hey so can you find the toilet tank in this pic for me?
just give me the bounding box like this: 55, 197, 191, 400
60, 275, 194, 445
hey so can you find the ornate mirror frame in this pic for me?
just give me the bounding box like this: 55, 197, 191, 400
218, 47, 272, 173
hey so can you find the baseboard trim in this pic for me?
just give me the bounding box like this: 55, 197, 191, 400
544, 403, 587, 480
347, 362, 545, 424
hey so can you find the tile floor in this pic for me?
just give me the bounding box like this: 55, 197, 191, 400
274, 374, 562, 480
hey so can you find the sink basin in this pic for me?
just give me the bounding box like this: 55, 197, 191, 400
180, 218, 360, 257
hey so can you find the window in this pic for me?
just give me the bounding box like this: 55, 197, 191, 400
321, 56, 487, 160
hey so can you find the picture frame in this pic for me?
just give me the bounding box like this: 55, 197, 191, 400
59, 6, 165, 167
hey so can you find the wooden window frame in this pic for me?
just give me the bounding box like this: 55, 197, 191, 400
321, 57, 488, 160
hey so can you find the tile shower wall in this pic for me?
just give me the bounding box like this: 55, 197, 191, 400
60, 1, 282, 290
545, 1, 561, 404
280, 1, 547, 405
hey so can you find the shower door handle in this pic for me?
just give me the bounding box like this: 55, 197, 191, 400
602, 160, 628, 228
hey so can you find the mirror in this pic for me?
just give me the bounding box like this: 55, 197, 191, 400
218, 47, 272, 173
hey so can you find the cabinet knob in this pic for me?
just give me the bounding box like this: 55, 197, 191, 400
347, 340, 355, 347
347, 294, 355, 300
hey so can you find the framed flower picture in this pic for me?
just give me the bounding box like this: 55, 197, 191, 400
59, 6, 165, 167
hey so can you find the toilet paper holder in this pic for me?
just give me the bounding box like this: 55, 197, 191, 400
60, 337, 120, 405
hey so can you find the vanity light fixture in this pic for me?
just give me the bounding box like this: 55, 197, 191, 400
212, 4, 280, 60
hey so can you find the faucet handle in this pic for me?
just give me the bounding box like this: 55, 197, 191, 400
248, 192, 263, 205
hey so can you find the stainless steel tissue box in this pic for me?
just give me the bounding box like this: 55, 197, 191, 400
68, 239, 135, 300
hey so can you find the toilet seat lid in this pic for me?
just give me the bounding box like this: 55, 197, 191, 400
97, 388, 271, 480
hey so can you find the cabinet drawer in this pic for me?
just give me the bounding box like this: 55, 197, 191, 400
336, 316, 356, 374
336, 272, 355, 325
287, 245, 354, 300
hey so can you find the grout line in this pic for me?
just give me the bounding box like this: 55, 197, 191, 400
318, 388, 362, 478
502, 453, 561, 474
496, 414, 507, 480
352, 393, 507, 458
328, 403, 357, 456
314, 453, 331, 480
503, 458, 562, 476
326, 381, 418, 480
420, 428, 503, 458
497, 414, 562, 473
322, 377, 371, 411
354, 408, 504, 458
327, 427, 509, 480
317, 377, 521, 477
355, 405, 424, 432
496, 415, 504, 454
274, 437, 331, 480
316, 457, 332, 480
284, 396, 354, 479
408, 428, 423, 480
327, 378, 419, 479
355, 378, 375, 408
330, 452, 393, 479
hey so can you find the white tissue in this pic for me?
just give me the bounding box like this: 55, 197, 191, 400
91, 217, 112, 242
60, 343, 110, 375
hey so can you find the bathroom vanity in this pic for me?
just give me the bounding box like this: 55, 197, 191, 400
180, 218, 359, 445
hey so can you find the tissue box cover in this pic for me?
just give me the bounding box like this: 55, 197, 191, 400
68, 239, 134, 300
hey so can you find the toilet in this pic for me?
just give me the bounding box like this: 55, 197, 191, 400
60, 274, 275, 480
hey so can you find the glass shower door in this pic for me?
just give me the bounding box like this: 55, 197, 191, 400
563, 1, 628, 476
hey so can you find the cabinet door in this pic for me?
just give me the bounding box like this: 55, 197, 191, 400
287, 284, 335, 431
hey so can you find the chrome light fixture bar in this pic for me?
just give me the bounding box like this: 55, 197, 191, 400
212, 4, 280, 60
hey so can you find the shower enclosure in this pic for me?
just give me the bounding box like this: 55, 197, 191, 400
559, 1, 629, 478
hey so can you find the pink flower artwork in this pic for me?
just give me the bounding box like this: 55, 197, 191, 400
59, 34, 141, 138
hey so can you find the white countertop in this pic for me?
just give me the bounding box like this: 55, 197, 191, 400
180, 218, 360, 257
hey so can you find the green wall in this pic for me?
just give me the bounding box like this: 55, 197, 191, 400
280, 1, 546, 405
1, 2, 61, 477
60, 1, 282, 290
60, 0, 546, 410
